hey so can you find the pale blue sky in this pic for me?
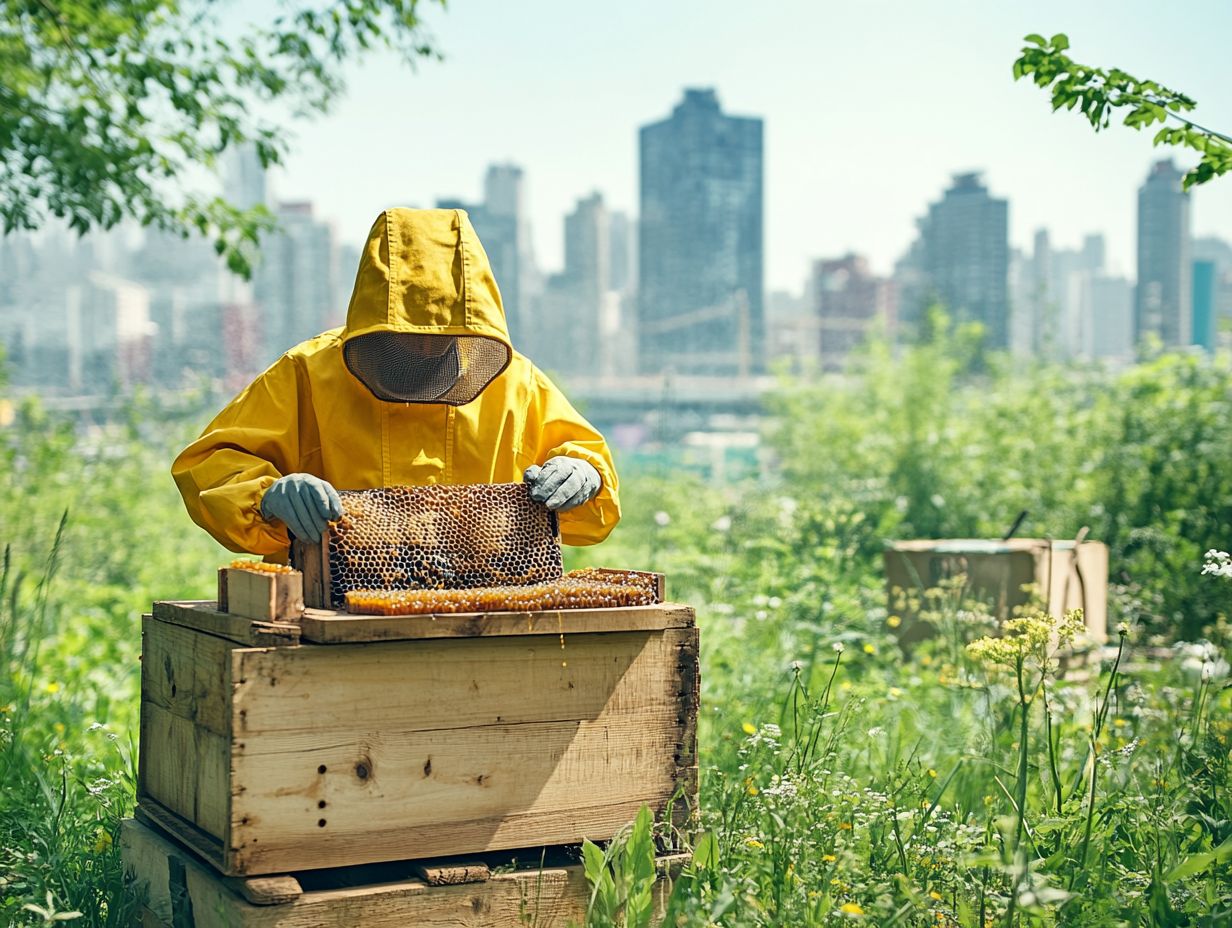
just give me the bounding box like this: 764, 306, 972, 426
270, 0, 1232, 291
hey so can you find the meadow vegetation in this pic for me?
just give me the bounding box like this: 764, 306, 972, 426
1, 335, 1230, 925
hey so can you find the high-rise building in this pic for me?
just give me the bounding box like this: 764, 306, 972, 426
813, 254, 894, 371
1135, 159, 1191, 347
535, 193, 608, 377
1016, 229, 1106, 359
908, 172, 1009, 348
1193, 260, 1217, 352
1193, 237, 1232, 342
638, 88, 763, 376
253, 202, 337, 363
438, 164, 536, 346
1089, 275, 1134, 361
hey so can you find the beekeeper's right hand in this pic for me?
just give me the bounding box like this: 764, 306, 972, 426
260, 473, 342, 542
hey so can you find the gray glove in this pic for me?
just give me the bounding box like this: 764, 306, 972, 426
524, 457, 602, 512
260, 473, 342, 542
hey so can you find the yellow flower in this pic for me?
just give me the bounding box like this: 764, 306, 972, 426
823, 853, 837, 862
742, 722, 757, 735
927, 768, 938, 778
52, 722, 65, 736
888, 686, 904, 698
887, 615, 902, 628
840, 902, 865, 916
862, 643, 876, 655
929, 890, 942, 901
746, 783, 759, 797
43, 682, 60, 695
744, 837, 764, 849
839, 821, 853, 831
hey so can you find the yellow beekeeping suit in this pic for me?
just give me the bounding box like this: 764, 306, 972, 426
172, 208, 620, 557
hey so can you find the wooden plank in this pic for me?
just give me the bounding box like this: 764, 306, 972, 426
291, 537, 330, 609
153, 600, 301, 647
134, 801, 227, 874
226, 629, 693, 874
140, 615, 235, 736
139, 704, 230, 841
232, 631, 682, 734
410, 860, 491, 885
232, 714, 682, 873
299, 602, 695, 643
218, 568, 305, 623
228, 875, 304, 905
124, 814, 682, 928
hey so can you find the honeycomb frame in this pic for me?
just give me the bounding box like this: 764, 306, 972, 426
323, 484, 562, 608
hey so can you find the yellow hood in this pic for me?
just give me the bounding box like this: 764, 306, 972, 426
343, 208, 512, 349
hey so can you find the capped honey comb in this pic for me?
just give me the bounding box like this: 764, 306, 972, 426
228, 559, 296, 575
346, 569, 660, 615
325, 484, 562, 608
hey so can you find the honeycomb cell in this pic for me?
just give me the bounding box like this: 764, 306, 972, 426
228, 559, 296, 575
324, 484, 562, 608
344, 569, 660, 615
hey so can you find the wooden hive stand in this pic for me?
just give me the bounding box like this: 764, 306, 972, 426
125, 565, 698, 925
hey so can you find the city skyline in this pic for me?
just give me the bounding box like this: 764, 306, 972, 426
263, 0, 1232, 290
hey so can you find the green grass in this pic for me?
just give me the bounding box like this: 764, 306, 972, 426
2, 345, 1231, 926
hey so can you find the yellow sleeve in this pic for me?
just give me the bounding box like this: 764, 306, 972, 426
171, 357, 306, 556
527, 368, 621, 546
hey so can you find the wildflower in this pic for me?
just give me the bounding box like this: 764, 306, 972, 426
833, 642, 845, 653
653, 511, 671, 527
768, 596, 782, 609
1201, 549, 1232, 578
929, 891, 942, 901
744, 837, 764, 849
839, 821, 853, 831
840, 902, 865, 915
887, 615, 902, 628
742, 722, 757, 735
888, 687, 903, 699
43, 682, 61, 695
712, 515, 732, 533
1116, 621, 1130, 636
52, 722, 65, 736
823, 854, 837, 862
927, 768, 937, 778
862, 643, 876, 655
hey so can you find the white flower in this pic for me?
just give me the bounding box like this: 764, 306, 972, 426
768, 596, 782, 609
711, 515, 732, 533
654, 511, 671, 527
1201, 549, 1232, 578
833, 642, 845, 653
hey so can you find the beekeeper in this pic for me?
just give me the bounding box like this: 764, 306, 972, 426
172, 208, 619, 556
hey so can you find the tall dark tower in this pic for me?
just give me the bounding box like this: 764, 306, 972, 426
1136, 159, 1192, 347
638, 89, 764, 375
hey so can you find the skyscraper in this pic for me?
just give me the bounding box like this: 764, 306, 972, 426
253, 202, 337, 363
910, 172, 1009, 348
1135, 159, 1192, 347
438, 164, 535, 345
1193, 260, 1217, 351
638, 88, 763, 376
535, 193, 609, 377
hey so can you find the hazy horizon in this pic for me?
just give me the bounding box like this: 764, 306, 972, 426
261, 2, 1230, 291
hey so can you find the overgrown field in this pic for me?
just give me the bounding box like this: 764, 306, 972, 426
2, 340, 1230, 926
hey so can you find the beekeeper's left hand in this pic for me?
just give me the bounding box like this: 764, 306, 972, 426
524, 457, 602, 512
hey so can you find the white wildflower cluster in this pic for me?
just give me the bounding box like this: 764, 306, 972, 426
760, 774, 799, 799
1174, 640, 1230, 682
1202, 549, 1232, 578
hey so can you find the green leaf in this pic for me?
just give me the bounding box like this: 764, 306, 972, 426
1050, 33, 1070, 50
1164, 835, 1232, 883
1023, 33, 1047, 46
692, 830, 719, 871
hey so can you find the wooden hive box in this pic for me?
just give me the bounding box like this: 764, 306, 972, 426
884, 537, 1108, 646
121, 816, 686, 928
138, 586, 699, 877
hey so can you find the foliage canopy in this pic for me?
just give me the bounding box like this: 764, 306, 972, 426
0, 0, 441, 275
1014, 33, 1232, 188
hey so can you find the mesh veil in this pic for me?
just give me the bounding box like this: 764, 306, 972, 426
344, 332, 510, 405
